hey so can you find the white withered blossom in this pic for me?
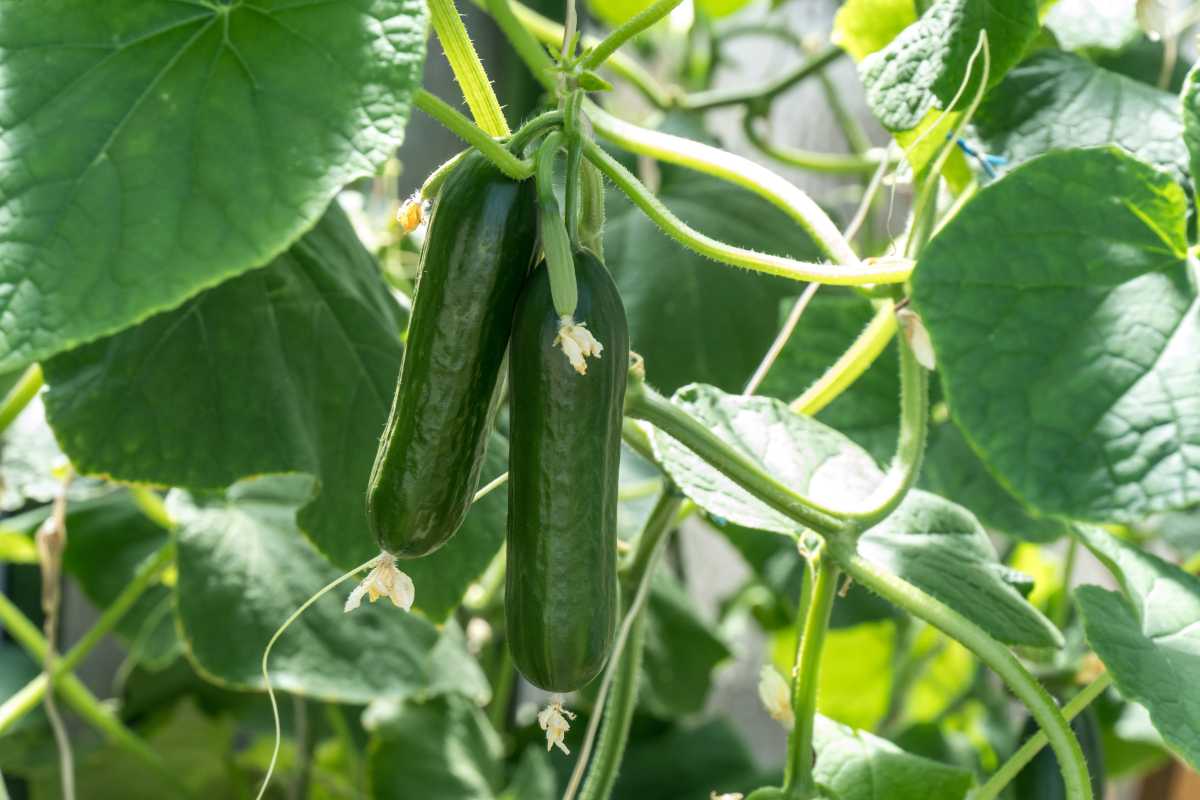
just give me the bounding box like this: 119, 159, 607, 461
711, 793, 744, 800
537, 697, 576, 754
758, 666, 794, 729
897, 307, 936, 371
554, 316, 603, 375
344, 552, 414, 613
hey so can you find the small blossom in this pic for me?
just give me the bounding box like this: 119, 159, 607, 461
465, 617, 493, 655
344, 552, 414, 613
711, 793, 744, 800
538, 697, 576, 754
397, 194, 427, 234
554, 316, 603, 375
897, 307, 936, 370
758, 666, 794, 729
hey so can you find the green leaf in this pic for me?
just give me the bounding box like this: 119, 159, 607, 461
1182, 63, 1200, 195
922, 421, 1068, 543
832, 0, 918, 62
43, 203, 405, 569
604, 159, 821, 394
974, 50, 1189, 188
499, 747, 557, 800
1073, 524, 1200, 769
365, 694, 503, 800
639, 571, 731, 717
0, 0, 426, 372
813, 714, 974, 800
171, 473, 490, 705
0, 397, 106, 513
912, 147, 1196, 523
1044, 0, 1140, 52
758, 292, 901, 464
861, 0, 1040, 131
650, 384, 1061, 647
610, 719, 765, 799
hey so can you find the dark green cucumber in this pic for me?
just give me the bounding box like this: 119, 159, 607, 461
367, 152, 537, 558
506, 250, 629, 692
1013, 708, 1106, 800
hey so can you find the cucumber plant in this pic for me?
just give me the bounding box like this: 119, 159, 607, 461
1, 1, 1199, 800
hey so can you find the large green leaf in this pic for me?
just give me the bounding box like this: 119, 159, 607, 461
923, 422, 1068, 543
1182, 63, 1200, 194
171, 474, 490, 705
0, 0, 426, 372
758, 292, 901, 464
1073, 524, 1200, 769
43, 204, 404, 569
1044, 0, 1140, 52
861, 0, 1040, 131
912, 147, 1196, 523
813, 714, 974, 800
604, 162, 820, 394
365, 695, 503, 800
974, 50, 1188, 187
649, 384, 1061, 647
610, 719, 765, 799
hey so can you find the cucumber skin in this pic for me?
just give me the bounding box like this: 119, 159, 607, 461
506, 251, 629, 692
367, 153, 537, 558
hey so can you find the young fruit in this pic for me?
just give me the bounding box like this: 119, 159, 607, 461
505, 250, 629, 692
367, 152, 537, 558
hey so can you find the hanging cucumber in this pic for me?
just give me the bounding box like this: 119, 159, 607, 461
367, 152, 537, 558
506, 249, 629, 692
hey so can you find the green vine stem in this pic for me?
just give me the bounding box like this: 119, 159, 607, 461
564, 491, 684, 800
783, 550, 838, 799
585, 104, 862, 269
582, 139, 908, 285
974, 673, 1113, 800
577, 613, 647, 800
830, 546, 1093, 800
842, 336, 928, 529
427, 0, 511, 137
536, 132, 578, 316
623, 379, 846, 535
742, 113, 883, 176
790, 300, 896, 415
0, 364, 44, 436
413, 90, 533, 179
580, 0, 683, 71
0, 592, 179, 789
677, 44, 842, 111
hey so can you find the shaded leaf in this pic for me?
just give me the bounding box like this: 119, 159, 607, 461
1074, 524, 1200, 769
861, 0, 1040, 131
44, 204, 405, 569
0, 0, 426, 371
171, 474, 489, 705
605, 161, 820, 394
610, 719, 765, 799
650, 384, 1061, 647
365, 694, 502, 800
974, 50, 1188, 187
912, 147, 1196, 523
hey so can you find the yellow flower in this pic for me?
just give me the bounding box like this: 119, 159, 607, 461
344, 552, 414, 613
537, 697, 576, 755
554, 316, 604, 375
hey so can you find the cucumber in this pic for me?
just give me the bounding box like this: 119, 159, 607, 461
506, 250, 629, 692
367, 152, 537, 558
1013, 708, 1106, 800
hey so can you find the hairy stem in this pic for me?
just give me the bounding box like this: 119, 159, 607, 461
974, 673, 1112, 800
414, 90, 533, 179
790, 300, 896, 415
624, 382, 846, 535
677, 45, 842, 111
832, 548, 1093, 800
783, 552, 838, 798
583, 139, 907, 285
581, 0, 683, 71
427, 0, 511, 136
586, 104, 860, 269
577, 612, 647, 800
743, 114, 883, 175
